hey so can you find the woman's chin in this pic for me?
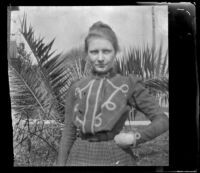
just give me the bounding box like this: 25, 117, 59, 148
94, 67, 108, 73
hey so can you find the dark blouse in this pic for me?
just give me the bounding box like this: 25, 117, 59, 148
58, 70, 169, 163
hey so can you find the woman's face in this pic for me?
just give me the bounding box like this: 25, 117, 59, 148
87, 37, 116, 73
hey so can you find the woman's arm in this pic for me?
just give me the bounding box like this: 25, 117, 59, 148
128, 75, 169, 145
57, 84, 77, 166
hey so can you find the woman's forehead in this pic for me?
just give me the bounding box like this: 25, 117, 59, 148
88, 37, 114, 50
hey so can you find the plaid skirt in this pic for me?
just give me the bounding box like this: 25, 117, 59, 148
66, 137, 137, 166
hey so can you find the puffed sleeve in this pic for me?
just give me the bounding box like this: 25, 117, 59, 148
127, 74, 169, 145
57, 83, 77, 166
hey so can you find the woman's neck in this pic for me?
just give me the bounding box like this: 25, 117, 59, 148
91, 67, 116, 78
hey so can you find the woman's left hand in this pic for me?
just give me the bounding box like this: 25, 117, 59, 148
114, 132, 140, 148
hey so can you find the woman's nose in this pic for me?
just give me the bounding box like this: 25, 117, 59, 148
97, 52, 104, 62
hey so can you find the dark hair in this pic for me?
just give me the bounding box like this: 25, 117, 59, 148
84, 21, 119, 53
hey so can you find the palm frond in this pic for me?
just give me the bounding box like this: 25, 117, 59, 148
161, 50, 168, 76
8, 56, 55, 119
144, 77, 168, 94
19, 14, 82, 119
115, 43, 168, 95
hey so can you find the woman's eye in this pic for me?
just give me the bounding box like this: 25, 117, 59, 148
90, 50, 98, 54
103, 50, 111, 54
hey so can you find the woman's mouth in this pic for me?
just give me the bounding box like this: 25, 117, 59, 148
96, 64, 106, 68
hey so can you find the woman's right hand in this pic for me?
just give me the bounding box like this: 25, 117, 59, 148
114, 132, 140, 148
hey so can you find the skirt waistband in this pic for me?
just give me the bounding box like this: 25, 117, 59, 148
78, 131, 115, 142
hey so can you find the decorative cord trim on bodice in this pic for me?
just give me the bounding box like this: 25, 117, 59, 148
74, 78, 129, 134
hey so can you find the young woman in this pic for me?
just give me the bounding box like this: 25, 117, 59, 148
57, 21, 169, 166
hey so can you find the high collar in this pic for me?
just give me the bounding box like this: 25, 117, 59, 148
90, 67, 116, 79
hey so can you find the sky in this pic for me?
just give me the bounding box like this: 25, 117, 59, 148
11, 6, 168, 62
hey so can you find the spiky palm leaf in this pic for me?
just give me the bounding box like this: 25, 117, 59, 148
161, 50, 168, 76
8, 56, 56, 120
57, 46, 90, 81
18, 14, 92, 121
19, 14, 77, 120
115, 44, 168, 95
144, 77, 168, 94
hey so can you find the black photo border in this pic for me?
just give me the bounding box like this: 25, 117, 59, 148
2, 1, 199, 172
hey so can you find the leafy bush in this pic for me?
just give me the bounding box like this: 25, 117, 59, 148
13, 119, 63, 166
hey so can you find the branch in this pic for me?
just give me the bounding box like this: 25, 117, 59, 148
28, 131, 58, 154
